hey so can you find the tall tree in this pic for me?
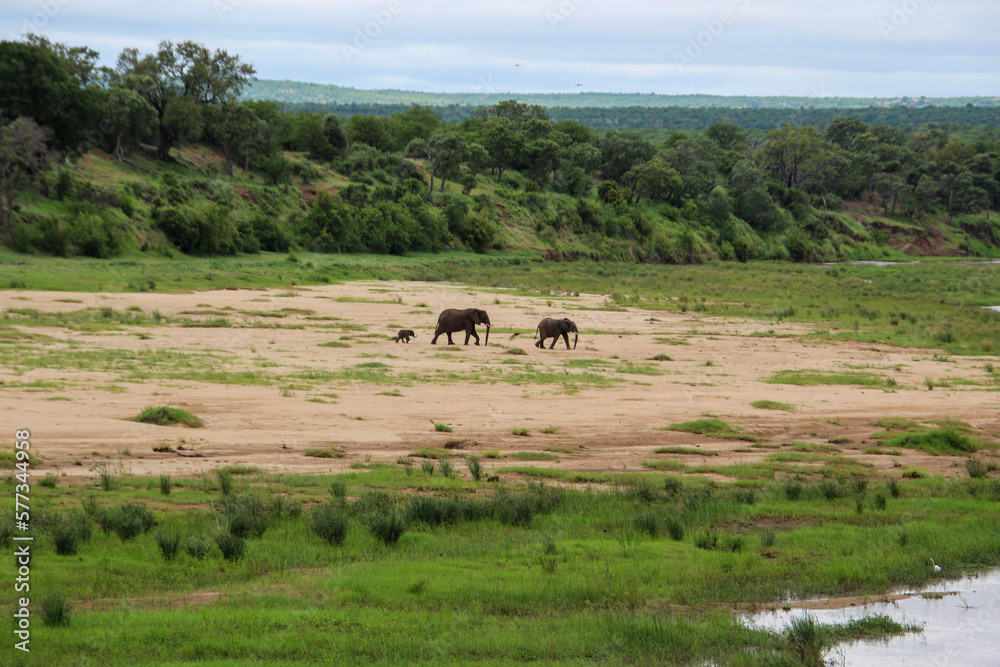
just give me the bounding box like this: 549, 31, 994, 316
0, 41, 87, 150
0, 117, 51, 228
116, 41, 255, 161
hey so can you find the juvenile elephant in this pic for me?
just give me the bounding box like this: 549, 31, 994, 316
534, 317, 578, 349
431, 308, 491, 346
393, 329, 416, 343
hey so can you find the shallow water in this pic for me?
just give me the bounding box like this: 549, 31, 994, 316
744, 569, 1000, 666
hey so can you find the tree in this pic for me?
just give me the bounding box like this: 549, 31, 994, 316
117, 41, 255, 161
481, 117, 522, 180
600, 131, 656, 181
872, 173, 908, 215
941, 170, 988, 224
407, 132, 466, 194
0, 117, 51, 228
95, 86, 156, 164
206, 102, 261, 175
627, 157, 683, 204
758, 124, 838, 191
0, 41, 88, 150
346, 115, 392, 152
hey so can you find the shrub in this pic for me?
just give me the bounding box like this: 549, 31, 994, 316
309, 502, 350, 546
41, 593, 72, 627
664, 518, 684, 541
784, 481, 803, 501
622, 479, 660, 503
155, 530, 182, 561
216, 468, 233, 496
329, 478, 348, 501
663, 476, 683, 496
220, 493, 269, 538
215, 533, 246, 561
818, 480, 844, 500
101, 502, 155, 541
352, 490, 395, 518
633, 511, 660, 537
694, 531, 718, 550
732, 488, 756, 505
405, 495, 460, 527
39, 475, 58, 488
466, 454, 484, 482
52, 523, 81, 556
366, 510, 408, 545
785, 614, 827, 665
421, 459, 436, 477
185, 535, 212, 559
966, 459, 988, 479
438, 459, 454, 478
50, 510, 91, 556
873, 492, 887, 510
888, 479, 901, 498
851, 477, 869, 495
159, 474, 171, 495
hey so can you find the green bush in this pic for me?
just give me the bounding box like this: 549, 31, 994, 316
215, 533, 246, 561
159, 474, 171, 495
466, 454, 484, 482
365, 510, 408, 546
155, 530, 182, 561
221, 493, 269, 538
665, 518, 684, 542
100, 502, 155, 541
41, 593, 72, 627
633, 511, 660, 537
184, 535, 212, 560
308, 502, 350, 546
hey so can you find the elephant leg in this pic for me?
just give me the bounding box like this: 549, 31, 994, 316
535, 338, 544, 348
563, 333, 571, 349
446, 332, 455, 345
549, 337, 557, 349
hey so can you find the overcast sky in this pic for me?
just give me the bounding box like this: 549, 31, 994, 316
3, 0, 998, 97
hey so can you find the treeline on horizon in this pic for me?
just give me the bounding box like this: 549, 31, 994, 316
245, 79, 1000, 111
282, 101, 1000, 132
2, 36, 1000, 264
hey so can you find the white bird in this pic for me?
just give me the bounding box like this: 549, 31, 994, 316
930, 557, 941, 572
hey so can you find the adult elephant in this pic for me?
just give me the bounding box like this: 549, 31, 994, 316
535, 317, 578, 349
431, 308, 491, 346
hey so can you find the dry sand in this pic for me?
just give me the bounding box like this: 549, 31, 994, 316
3, 281, 998, 483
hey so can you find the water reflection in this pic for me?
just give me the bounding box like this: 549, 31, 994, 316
744, 569, 1000, 666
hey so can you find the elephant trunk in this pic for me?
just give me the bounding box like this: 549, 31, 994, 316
573, 332, 578, 350
485, 323, 490, 347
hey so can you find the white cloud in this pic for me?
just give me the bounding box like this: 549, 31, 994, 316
1, 0, 997, 95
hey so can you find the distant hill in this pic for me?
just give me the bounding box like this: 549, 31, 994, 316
244, 79, 1000, 110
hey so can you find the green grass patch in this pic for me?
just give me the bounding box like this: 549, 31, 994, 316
751, 400, 794, 411
505, 451, 558, 461
767, 370, 888, 388
658, 418, 756, 442
128, 406, 203, 428
653, 446, 718, 456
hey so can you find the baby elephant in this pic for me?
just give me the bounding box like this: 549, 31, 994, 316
534, 317, 578, 350
393, 329, 416, 343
